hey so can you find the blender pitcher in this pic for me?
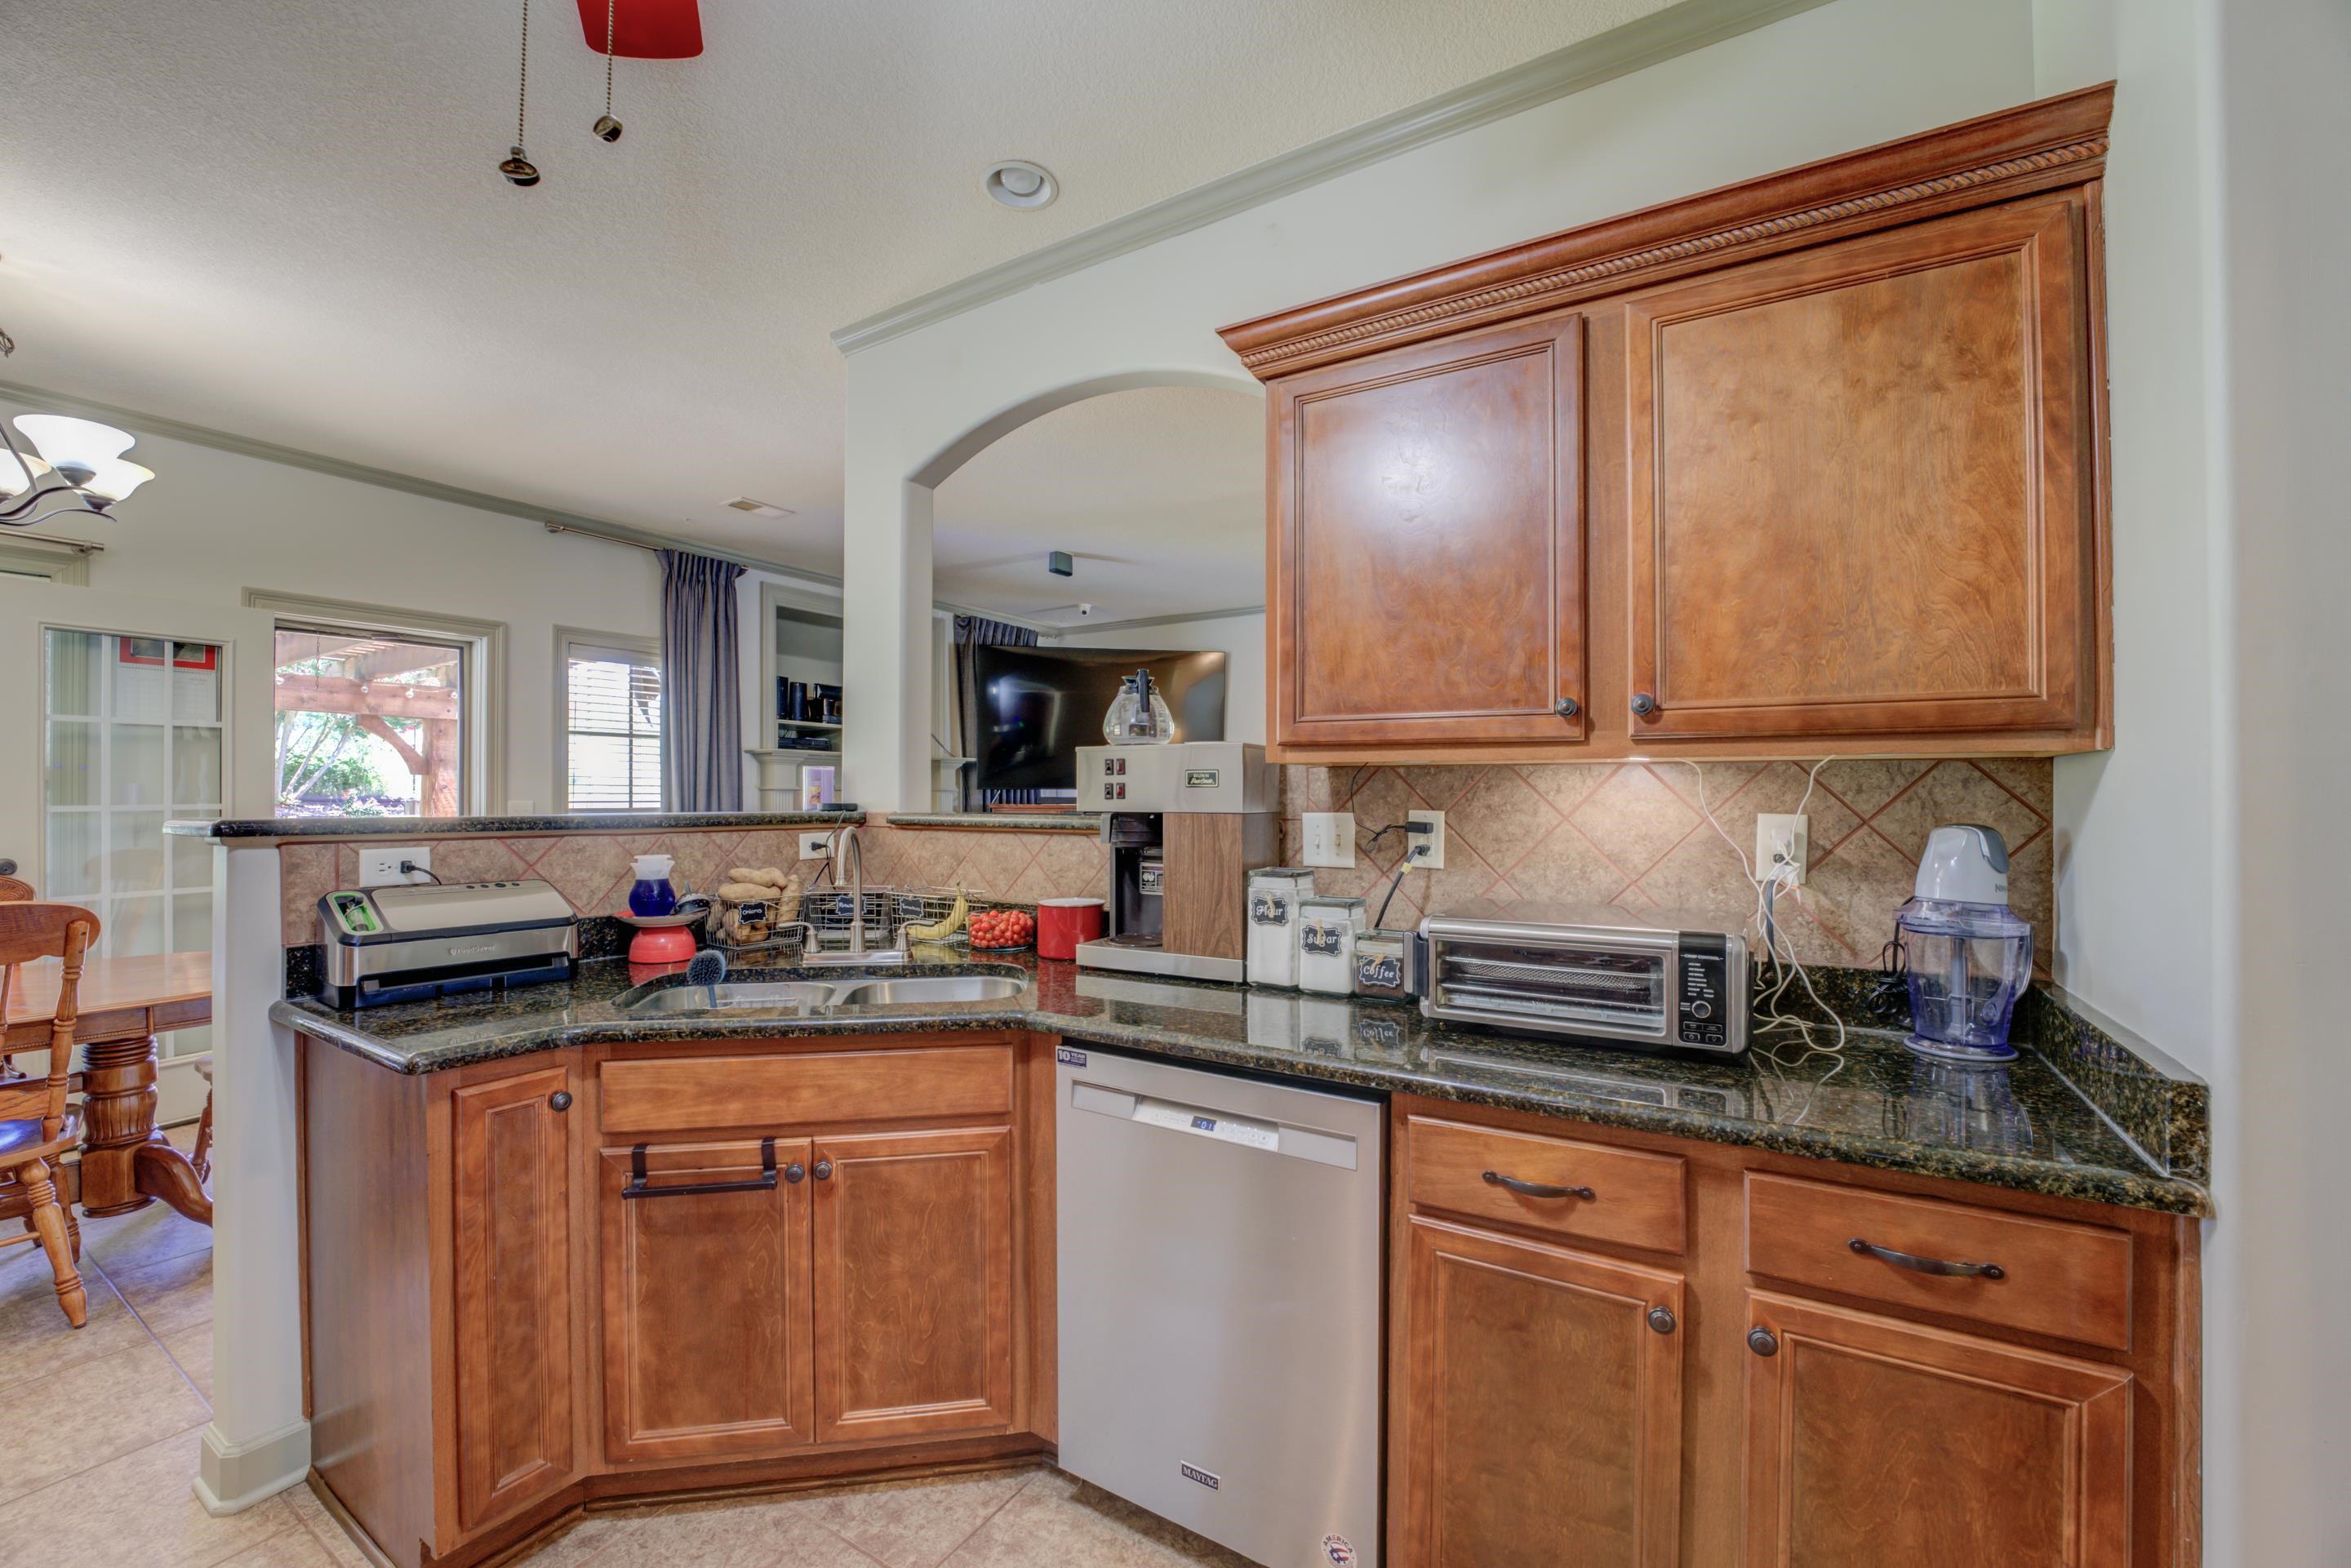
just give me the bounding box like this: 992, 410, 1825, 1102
1895, 824, 2033, 1063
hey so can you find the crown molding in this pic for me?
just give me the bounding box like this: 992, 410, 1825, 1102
1220, 82, 2114, 378
829, 0, 1838, 357
0, 376, 843, 589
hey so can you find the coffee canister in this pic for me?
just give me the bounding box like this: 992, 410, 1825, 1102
1247, 868, 1319, 988
1353, 929, 1411, 1001
1297, 894, 1367, 996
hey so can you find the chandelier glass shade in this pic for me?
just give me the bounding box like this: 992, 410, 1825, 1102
2, 412, 154, 525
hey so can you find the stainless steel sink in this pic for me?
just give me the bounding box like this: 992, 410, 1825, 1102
832, 975, 1027, 1006
617, 969, 1028, 1015
623, 980, 843, 1014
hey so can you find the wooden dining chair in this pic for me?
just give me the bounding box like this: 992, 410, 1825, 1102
0, 904, 98, 1328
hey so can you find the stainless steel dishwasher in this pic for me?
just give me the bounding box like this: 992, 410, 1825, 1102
1056, 1044, 1382, 1568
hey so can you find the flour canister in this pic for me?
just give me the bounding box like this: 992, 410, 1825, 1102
1297, 893, 1368, 996
1247, 867, 1319, 988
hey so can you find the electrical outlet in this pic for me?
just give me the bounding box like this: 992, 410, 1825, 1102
799, 832, 834, 860
360, 845, 432, 887
1406, 809, 1447, 871
1755, 814, 1809, 885
1302, 812, 1357, 869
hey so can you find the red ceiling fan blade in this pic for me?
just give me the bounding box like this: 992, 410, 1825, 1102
575, 0, 701, 60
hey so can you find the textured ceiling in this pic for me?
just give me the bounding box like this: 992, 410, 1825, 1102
934, 384, 1264, 625
1, 0, 1657, 589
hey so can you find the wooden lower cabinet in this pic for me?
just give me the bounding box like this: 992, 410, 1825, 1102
813, 1125, 1017, 1443
448, 1065, 577, 1533
598, 1137, 815, 1464
1387, 1093, 2196, 1568
1742, 1293, 2133, 1568
1398, 1215, 1685, 1568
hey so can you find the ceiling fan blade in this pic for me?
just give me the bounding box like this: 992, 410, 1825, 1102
574, 0, 702, 59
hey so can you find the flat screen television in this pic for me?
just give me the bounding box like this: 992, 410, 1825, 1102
971, 645, 1227, 798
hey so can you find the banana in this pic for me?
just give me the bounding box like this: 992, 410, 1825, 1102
905, 888, 969, 943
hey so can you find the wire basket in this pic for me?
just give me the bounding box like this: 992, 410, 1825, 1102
762, 884, 1029, 955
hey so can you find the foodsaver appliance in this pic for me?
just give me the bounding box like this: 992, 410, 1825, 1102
319, 878, 577, 1009
1416, 900, 1749, 1053
1076, 740, 1276, 984
1056, 1045, 1381, 1568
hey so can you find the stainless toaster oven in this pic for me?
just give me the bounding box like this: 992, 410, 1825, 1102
1415, 901, 1750, 1054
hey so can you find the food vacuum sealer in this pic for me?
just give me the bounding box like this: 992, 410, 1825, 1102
318, 878, 578, 1010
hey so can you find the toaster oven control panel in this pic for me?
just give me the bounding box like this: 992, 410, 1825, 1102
1675, 933, 1731, 1048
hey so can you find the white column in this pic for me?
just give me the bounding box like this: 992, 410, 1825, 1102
195, 839, 310, 1513
841, 464, 935, 814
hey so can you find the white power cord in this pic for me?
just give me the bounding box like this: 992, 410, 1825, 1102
1681, 759, 1850, 1073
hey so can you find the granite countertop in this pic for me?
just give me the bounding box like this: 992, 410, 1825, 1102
168, 811, 865, 841
882, 813, 1103, 833
273, 948, 2211, 1217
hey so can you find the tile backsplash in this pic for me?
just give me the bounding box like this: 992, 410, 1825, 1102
1279, 758, 2054, 970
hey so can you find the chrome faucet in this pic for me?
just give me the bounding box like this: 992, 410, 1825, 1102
802, 823, 908, 966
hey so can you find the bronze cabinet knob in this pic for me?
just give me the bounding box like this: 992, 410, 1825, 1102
1748, 1326, 1780, 1357
548, 1090, 573, 1113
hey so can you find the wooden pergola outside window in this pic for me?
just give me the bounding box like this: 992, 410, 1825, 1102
273, 627, 468, 816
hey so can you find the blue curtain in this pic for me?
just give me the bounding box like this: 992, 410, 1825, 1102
659, 550, 747, 812
954, 615, 1040, 807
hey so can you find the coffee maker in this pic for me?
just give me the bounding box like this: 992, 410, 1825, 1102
1074, 740, 1277, 983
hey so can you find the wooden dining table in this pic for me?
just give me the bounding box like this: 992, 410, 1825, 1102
2, 950, 213, 1224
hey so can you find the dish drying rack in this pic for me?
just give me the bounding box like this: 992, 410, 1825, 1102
713, 885, 1025, 961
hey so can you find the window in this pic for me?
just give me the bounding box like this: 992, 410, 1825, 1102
272, 624, 469, 817
562, 633, 663, 811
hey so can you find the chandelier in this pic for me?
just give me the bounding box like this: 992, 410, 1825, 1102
1, 413, 153, 526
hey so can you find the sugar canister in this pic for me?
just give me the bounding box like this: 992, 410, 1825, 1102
1297, 893, 1367, 995
1247, 867, 1319, 988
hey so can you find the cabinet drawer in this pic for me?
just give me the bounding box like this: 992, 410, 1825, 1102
1744, 1173, 2132, 1351
1405, 1115, 1686, 1254
601, 1045, 1013, 1136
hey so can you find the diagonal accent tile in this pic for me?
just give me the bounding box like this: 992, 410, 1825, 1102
1567, 765, 1699, 880
1395, 766, 1478, 811
1868, 760, 2046, 861
1813, 759, 1933, 819
1446, 766, 1562, 873
422, 837, 531, 886
1969, 757, 2055, 821
1517, 762, 1614, 816
1498, 821, 1632, 906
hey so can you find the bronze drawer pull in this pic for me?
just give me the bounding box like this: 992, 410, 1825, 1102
623, 1137, 779, 1200
1482, 1169, 1594, 1202
1848, 1237, 2005, 1280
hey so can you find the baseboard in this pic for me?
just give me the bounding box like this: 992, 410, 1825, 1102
195, 1417, 312, 1515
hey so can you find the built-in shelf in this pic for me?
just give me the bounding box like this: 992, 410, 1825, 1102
776, 719, 843, 731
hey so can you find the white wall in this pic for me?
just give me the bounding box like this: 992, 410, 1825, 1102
3, 397, 820, 813
1051, 612, 1267, 744
841, 0, 2040, 810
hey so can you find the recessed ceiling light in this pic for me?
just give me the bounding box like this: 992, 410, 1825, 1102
983, 160, 1058, 211
724, 496, 794, 518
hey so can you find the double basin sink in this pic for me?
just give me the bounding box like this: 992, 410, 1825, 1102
620, 968, 1028, 1017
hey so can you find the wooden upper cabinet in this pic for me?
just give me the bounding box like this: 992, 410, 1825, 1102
1743, 1293, 2133, 1568
1399, 1216, 1684, 1568
1623, 193, 2096, 743
1224, 85, 2114, 759
1270, 313, 1586, 748
599, 1138, 815, 1465
448, 1067, 576, 1531
811, 1125, 1017, 1445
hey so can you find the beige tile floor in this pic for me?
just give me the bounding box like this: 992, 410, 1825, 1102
0, 1135, 1255, 1568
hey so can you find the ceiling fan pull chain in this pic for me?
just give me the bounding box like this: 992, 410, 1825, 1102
499, 0, 541, 184
594, 0, 624, 140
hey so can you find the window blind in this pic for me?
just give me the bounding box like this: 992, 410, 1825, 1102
564, 642, 663, 811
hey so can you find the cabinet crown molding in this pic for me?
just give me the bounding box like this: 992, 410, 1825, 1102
1219, 83, 2114, 380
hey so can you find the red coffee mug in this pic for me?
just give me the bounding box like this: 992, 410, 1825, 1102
1037, 897, 1105, 961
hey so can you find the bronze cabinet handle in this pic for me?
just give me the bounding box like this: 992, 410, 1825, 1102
1482, 1169, 1595, 1202
622, 1137, 778, 1200
1847, 1237, 2005, 1280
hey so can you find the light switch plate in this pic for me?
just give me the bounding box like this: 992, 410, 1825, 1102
1406, 809, 1447, 871
1755, 814, 1808, 886
359, 845, 432, 887
1302, 812, 1357, 869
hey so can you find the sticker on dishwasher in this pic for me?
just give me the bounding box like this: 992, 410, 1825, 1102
1056, 1046, 1087, 1068
1180, 1463, 1220, 1490
1322, 1536, 1358, 1566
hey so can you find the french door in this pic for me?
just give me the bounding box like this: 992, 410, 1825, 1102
0, 580, 273, 1117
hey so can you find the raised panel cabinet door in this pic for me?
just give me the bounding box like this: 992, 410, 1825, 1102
1743, 1293, 2132, 1568
811, 1125, 1016, 1444
1399, 1216, 1684, 1568
1624, 192, 2098, 743
449, 1066, 576, 1530
1273, 313, 1586, 748
599, 1137, 814, 1464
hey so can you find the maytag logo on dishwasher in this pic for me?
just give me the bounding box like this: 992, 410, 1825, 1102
1179, 1463, 1220, 1490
